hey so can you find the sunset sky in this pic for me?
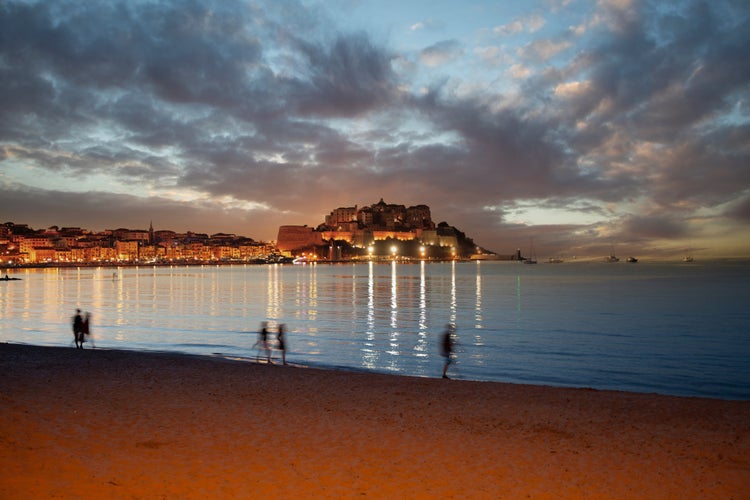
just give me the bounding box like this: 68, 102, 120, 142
1, 0, 749, 259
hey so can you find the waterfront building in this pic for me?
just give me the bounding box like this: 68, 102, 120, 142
325, 206, 358, 227
276, 226, 324, 253
276, 199, 473, 258
115, 240, 139, 261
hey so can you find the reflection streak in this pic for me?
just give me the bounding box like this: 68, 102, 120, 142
414, 260, 428, 358
475, 262, 483, 329
388, 261, 399, 364
362, 261, 377, 368
450, 260, 457, 325
267, 264, 281, 322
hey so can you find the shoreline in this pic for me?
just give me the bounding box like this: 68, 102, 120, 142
1, 343, 748, 498
3, 256, 750, 271
6, 340, 748, 401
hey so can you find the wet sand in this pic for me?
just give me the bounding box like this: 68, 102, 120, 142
1, 343, 748, 498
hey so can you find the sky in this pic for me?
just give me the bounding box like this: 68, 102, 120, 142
1, 0, 749, 259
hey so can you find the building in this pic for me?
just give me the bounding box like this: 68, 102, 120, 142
276, 226, 324, 253
277, 200, 441, 254
325, 206, 358, 227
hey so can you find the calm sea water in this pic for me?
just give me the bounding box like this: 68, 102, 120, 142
2, 260, 749, 399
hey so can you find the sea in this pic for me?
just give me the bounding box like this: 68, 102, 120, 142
2, 260, 749, 400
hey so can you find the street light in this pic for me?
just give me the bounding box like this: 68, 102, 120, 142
368, 245, 374, 259
390, 245, 397, 260
419, 245, 426, 260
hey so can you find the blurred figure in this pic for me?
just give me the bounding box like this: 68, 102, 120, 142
82, 312, 95, 348
440, 324, 456, 379
255, 321, 271, 363
72, 309, 84, 349
277, 324, 287, 365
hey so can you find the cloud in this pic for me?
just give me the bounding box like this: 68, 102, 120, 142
0, 0, 749, 257
409, 18, 442, 32
473, 46, 507, 66
509, 64, 532, 79
292, 31, 400, 116
517, 38, 572, 61
419, 39, 464, 67
493, 13, 545, 36
494, 20, 523, 36
725, 193, 750, 222
554, 80, 592, 99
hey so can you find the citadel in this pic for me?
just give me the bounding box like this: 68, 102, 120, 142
277, 199, 483, 260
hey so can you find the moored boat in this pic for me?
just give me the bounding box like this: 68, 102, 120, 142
522, 239, 537, 264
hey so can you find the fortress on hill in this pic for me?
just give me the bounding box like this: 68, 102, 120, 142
277, 199, 495, 260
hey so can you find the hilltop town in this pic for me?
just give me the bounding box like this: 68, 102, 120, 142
1, 199, 499, 267
277, 198, 491, 261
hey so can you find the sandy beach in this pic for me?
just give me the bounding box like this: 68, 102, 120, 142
1, 343, 748, 499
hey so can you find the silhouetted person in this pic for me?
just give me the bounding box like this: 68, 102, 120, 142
72, 309, 84, 349
82, 312, 93, 348
440, 324, 456, 379
277, 324, 287, 365
255, 321, 271, 363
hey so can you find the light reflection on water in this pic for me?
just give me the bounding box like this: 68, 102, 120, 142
2, 261, 750, 399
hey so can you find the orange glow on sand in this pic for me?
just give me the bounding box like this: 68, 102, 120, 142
0, 344, 748, 498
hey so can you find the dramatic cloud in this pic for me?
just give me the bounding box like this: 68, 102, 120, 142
1, 0, 749, 258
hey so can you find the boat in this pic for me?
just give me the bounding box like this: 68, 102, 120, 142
626, 256, 638, 263
548, 257, 564, 264
522, 239, 537, 264
683, 242, 694, 262
1, 275, 22, 281
605, 243, 619, 262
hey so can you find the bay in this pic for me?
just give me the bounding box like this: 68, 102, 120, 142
2, 260, 749, 400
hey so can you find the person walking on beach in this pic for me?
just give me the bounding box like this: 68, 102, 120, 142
72, 309, 84, 349
82, 312, 94, 348
440, 324, 456, 379
277, 324, 287, 365
256, 321, 271, 363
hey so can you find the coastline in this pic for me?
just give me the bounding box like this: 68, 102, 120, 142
1, 343, 748, 498
3, 256, 750, 270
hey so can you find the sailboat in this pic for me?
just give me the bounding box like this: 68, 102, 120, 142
683, 242, 694, 262
522, 239, 537, 264
605, 243, 619, 262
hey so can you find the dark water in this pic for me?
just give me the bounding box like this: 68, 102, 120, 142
2, 260, 749, 399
